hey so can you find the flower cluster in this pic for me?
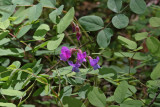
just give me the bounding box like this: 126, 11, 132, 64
71, 22, 81, 41
60, 46, 100, 72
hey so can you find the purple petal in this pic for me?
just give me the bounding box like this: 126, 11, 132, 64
77, 51, 87, 63
89, 59, 97, 66
72, 67, 80, 72
61, 46, 69, 53
60, 54, 67, 61
60, 46, 71, 61
65, 50, 71, 59
75, 62, 81, 68
71, 22, 76, 32
93, 64, 100, 70
76, 32, 81, 41
68, 61, 75, 67
68, 61, 81, 68
68, 61, 81, 72
96, 56, 99, 61
89, 56, 100, 67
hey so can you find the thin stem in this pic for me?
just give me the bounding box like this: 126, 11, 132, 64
129, 52, 136, 74
74, 17, 92, 41
44, 60, 61, 74
120, 4, 129, 13
64, 31, 77, 46
129, 75, 147, 87
147, 88, 160, 107
18, 81, 35, 106
56, 69, 61, 94
15, 69, 63, 107
128, 88, 147, 105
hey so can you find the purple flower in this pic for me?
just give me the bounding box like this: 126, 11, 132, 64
60, 46, 71, 61
77, 51, 86, 63
68, 61, 81, 72
71, 22, 76, 32
89, 56, 100, 70
76, 32, 81, 41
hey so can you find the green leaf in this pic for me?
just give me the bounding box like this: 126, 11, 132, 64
47, 33, 64, 50
0, 48, 25, 56
0, 89, 24, 98
0, 5, 16, 21
87, 87, 106, 107
33, 87, 44, 97
63, 96, 85, 107
146, 36, 160, 57
98, 67, 117, 79
97, 28, 113, 48
118, 36, 137, 50
109, 106, 119, 107
57, 7, 75, 33
0, 38, 11, 45
49, 10, 57, 24
40, 0, 56, 8
133, 32, 148, 41
16, 25, 32, 38
149, 17, 160, 27
78, 85, 90, 99
49, 5, 64, 24
114, 81, 128, 103
126, 85, 137, 98
112, 14, 129, 29
151, 62, 160, 80
21, 104, 35, 107
0, 102, 16, 107
59, 86, 72, 99
33, 24, 50, 40
0, 19, 10, 29
147, 80, 160, 88
11, 61, 21, 69
130, 0, 146, 14
107, 0, 122, 13
0, 0, 12, 5
28, 3, 42, 22
34, 41, 48, 51
36, 76, 48, 84
0, 30, 9, 40
79, 15, 104, 31
12, 7, 28, 24
120, 100, 143, 107
57, 66, 72, 76
12, 0, 33, 5
114, 52, 151, 60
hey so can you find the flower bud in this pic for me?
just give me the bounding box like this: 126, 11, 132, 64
71, 22, 76, 32
76, 32, 81, 41
76, 25, 80, 32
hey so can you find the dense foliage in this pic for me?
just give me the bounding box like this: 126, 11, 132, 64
0, 0, 160, 107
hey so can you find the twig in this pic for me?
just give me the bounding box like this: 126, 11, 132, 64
147, 88, 160, 107
64, 31, 77, 46
120, 4, 129, 13
44, 60, 62, 74
8, 33, 33, 49
9, 33, 16, 38
79, 40, 94, 48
